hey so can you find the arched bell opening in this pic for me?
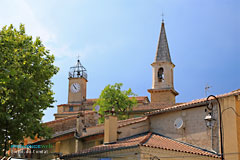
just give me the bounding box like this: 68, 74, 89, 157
158, 67, 164, 82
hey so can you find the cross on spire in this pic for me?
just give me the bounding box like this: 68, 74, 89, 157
77, 54, 80, 60
162, 13, 164, 22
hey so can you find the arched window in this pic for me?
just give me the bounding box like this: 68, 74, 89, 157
158, 67, 164, 82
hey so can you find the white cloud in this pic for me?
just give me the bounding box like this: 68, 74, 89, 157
0, 0, 56, 43
0, 0, 108, 61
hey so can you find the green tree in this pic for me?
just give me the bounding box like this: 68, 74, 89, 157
93, 83, 137, 123
0, 24, 59, 156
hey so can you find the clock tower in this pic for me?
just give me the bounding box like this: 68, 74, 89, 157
68, 59, 87, 103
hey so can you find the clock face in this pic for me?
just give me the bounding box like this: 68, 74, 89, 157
70, 83, 80, 93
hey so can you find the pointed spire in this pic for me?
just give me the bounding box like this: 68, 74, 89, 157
155, 21, 172, 63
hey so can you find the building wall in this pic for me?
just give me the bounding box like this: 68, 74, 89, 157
47, 118, 76, 133
220, 95, 240, 160
150, 90, 175, 105
118, 119, 150, 139
59, 138, 76, 155
150, 106, 213, 151
236, 95, 240, 160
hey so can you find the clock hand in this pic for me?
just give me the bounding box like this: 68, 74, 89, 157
73, 84, 77, 90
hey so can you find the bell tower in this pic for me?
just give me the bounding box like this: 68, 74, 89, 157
148, 21, 178, 105
68, 58, 88, 103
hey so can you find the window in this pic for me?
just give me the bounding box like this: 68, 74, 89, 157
69, 106, 73, 112
158, 67, 164, 82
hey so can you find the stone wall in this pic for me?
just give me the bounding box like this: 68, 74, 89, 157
150, 106, 214, 151
118, 119, 150, 139
220, 95, 240, 160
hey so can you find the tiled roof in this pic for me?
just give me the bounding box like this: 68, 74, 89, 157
53, 110, 96, 117
146, 89, 240, 116
118, 116, 148, 128
143, 133, 219, 158
52, 128, 76, 138
58, 96, 149, 106
46, 110, 95, 125
132, 103, 183, 112
37, 115, 148, 144
61, 132, 219, 159
31, 128, 76, 145
80, 116, 148, 138
44, 115, 77, 125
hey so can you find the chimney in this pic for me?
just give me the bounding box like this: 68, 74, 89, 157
104, 115, 118, 144
76, 112, 85, 137
75, 112, 85, 152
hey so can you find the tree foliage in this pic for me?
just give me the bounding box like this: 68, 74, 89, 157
0, 24, 59, 155
93, 83, 137, 123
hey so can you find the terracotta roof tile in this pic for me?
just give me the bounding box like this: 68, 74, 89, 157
143, 133, 219, 158
81, 116, 148, 138
44, 115, 77, 125
62, 133, 147, 158
40, 115, 148, 144
132, 103, 183, 111
62, 132, 220, 159
146, 89, 240, 116
54, 110, 95, 116
58, 96, 149, 106
46, 111, 95, 125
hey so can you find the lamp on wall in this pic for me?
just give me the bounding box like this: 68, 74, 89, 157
206, 95, 224, 160
204, 113, 213, 128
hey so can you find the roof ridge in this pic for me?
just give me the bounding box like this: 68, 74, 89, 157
118, 116, 146, 123
146, 88, 240, 116
139, 132, 152, 145
86, 116, 147, 129
117, 132, 149, 141
44, 115, 77, 125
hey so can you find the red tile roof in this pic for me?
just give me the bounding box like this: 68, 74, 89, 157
46, 111, 95, 125
38, 115, 148, 144
132, 103, 183, 111
80, 116, 148, 138
143, 133, 219, 158
62, 132, 220, 159
58, 96, 149, 106
44, 115, 77, 125
146, 89, 240, 116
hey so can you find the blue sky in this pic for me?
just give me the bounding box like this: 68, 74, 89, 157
1, 0, 239, 122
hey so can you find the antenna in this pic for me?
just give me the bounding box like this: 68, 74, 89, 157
205, 83, 212, 97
